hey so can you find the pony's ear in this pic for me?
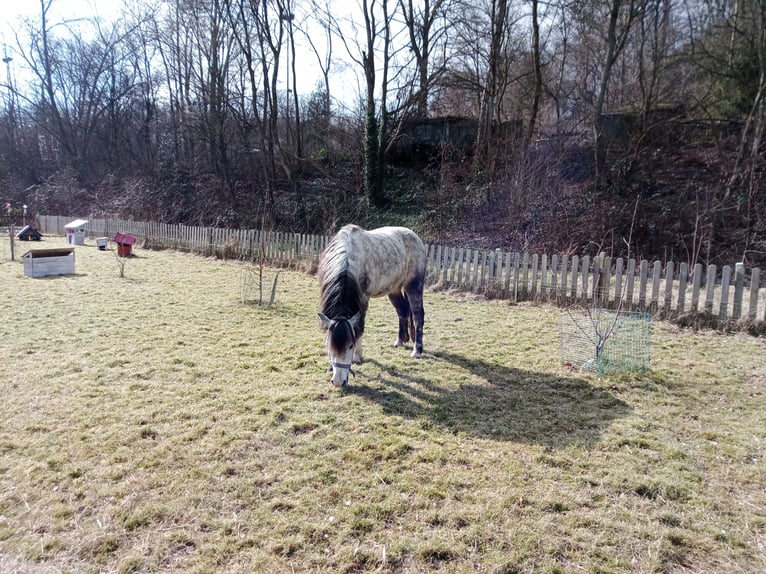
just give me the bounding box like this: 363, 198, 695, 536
348, 312, 362, 331
318, 313, 334, 330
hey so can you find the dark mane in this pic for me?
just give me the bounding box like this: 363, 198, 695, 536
319, 267, 364, 324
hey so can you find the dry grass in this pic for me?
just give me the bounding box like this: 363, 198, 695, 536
1, 236, 764, 573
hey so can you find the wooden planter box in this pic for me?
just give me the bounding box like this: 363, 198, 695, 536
23, 248, 76, 278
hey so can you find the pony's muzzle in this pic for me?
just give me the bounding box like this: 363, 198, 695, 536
329, 362, 354, 387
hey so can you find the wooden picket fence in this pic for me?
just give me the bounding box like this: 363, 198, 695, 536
36, 215, 766, 326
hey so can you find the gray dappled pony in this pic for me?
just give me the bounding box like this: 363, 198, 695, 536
318, 224, 426, 387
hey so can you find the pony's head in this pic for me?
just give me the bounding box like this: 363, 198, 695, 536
319, 312, 361, 387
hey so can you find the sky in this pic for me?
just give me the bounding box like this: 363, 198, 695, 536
0, 0, 351, 104
1, 0, 119, 40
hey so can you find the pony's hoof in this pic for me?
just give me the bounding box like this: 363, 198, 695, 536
410, 349, 422, 359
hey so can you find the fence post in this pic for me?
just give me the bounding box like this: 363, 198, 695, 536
550, 254, 559, 300
663, 261, 675, 316
677, 262, 688, 314
520, 253, 530, 299
569, 255, 579, 300
449, 247, 459, 285
580, 255, 591, 306
601, 255, 611, 306
733, 262, 745, 320
719, 265, 731, 320
592, 255, 601, 305
691, 263, 702, 313
705, 264, 717, 314
650, 261, 662, 313
444, 247, 455, 286
625, 258, 636, 310
748, 268, 761, 321
638, 260, 648, 309
613, 257, 624, 309
530, 254, 539, 299
559, 255, 569, 304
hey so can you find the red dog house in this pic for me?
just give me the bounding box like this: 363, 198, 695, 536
113, 232, 136, 256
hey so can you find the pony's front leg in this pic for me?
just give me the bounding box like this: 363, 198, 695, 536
353, 335, 364, 364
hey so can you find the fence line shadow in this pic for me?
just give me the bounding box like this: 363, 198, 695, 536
348, 351, 631, 450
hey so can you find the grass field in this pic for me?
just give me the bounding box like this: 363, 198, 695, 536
1, 236, 764, 573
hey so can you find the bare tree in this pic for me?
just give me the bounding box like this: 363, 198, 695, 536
17, 1, 143, 180
590, 0, 639, 174
476, 0, 509, 167
398, 0, 451, 118
525, 0, 543, 147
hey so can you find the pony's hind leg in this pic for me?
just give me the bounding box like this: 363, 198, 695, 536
404, 278, 425, 358
388, 292, 411, 347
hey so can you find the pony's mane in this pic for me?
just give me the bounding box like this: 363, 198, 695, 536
318, 233, 363, 323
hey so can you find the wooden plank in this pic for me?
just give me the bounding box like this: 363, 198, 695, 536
444, 247, 457, 285
540, 254, 548, 299
601, 256, 611, 306
677, 262, 688, 314
614, 258, 624, 309
470, 249, 477, 290
512, 252, 521, 301
691, 263, 703, 313
475, 250, 484, 292
650, 261, 662, 313
426, 244, 436, 283
434, 245, 443, 285
487, 250, 495, 290
449, 247, 459, 285
719, 265, 731, 320
638, 259, 649, 309
625, 258, 636, 310
503, 252, 513, 296
550, 254, 559, 299
705, 265, 717, 314
591, 256, 601, 305
478, 250, 486, 291
580, 255, 591, 305
489, 250, 499, 292
748, 268, 760, 321
663, 261, 674, 316
521, 252, 530, 299
733, 262, 745, 319
443, 245, 450, 284
530, 254, 539, 298
560, 255, 569, 302
569, 255, 579, 300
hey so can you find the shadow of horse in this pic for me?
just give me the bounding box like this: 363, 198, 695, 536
347, 350, 631, 450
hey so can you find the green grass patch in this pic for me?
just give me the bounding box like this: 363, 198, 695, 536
0, 236, 764, 572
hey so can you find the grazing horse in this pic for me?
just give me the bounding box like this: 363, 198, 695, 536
318, 224, 426, 387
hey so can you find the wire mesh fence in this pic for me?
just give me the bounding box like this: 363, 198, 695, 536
559, 307, 651, 375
